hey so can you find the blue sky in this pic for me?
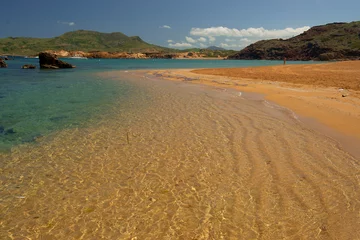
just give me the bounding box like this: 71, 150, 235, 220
1, 0, 359, 49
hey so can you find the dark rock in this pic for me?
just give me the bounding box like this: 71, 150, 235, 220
5, 128, 16, 134
145, 53, 176, 59
22, 64, 36, 69
39, 52, 76, 69
0, 126, 4, 134
0, 58, 7, 68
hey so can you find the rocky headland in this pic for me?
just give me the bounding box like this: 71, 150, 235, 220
228, 21, 360, 61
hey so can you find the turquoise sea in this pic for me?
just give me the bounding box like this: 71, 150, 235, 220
0, 57, 310, 151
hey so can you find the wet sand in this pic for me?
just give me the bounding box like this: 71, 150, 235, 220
1, 69, 360, 239
150, 61, 360, 140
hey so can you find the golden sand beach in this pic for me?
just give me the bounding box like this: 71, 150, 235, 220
1, 62, 360, 239
150, 61, 360, 140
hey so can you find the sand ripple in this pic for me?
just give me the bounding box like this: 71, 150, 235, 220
1, 72, 359, 239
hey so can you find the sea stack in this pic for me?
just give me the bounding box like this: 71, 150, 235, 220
22, 64, 36, 69
0, 58, 7, 68
39, 52, 75, 69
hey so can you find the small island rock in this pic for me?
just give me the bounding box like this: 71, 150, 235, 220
39, 52, 75, 69
22, 64, 36, 69
0, 58, 7, 68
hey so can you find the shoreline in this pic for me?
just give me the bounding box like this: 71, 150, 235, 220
141, 61, 360, 157
144, 61, 360, 138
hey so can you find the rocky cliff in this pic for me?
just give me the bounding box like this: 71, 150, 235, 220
45, 50, 211, 59
228, 21, 360, 61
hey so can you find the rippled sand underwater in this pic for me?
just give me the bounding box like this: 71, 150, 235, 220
1, 71, 359, 239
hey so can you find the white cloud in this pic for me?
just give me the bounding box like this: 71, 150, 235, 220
160, 25, 171, 29
198, 37, 207, 42
57, 21, 75, 26
220, 43, 230, 48
239, 38, 251, 43
225, 38, 236, 42
208, 36, 216, 42
190, 26, 310, 39
185, 36, 197, 43
169, 42, 193, 48
167, 40, 173, 43
199, 43, 207, 48
219, 40, 255, 50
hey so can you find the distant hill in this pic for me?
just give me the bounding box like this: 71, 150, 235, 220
207, 46, 226, 51
228, 21, 360, 61
0, 30, 171, 55
182, 48, 237, 58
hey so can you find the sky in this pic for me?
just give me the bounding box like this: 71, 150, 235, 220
1, 0, 359, 50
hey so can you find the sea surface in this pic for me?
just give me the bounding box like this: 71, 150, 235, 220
0, 57, 308, 151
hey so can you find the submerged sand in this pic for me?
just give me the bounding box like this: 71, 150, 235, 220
0, 66, 360, 239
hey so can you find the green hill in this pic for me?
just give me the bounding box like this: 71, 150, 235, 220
206, 46, 226, 51
0, 30, 171, 55
181, 48, 237, 58
228, 21, 360, 61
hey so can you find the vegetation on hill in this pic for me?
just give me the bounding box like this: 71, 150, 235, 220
206, 46, 226, 51
0, 30, 171, 55
228, 21, 360, 61
181, 48, 237, 58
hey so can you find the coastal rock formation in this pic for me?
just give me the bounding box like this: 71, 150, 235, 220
42, 49, 229, 59
145, 53, 176, 59
22, 64, 36, 69
228, 21, 360, 61
0, 58, 7, 68
39, 52, 75, 69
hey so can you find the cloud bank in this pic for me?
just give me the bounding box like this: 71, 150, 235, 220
185, 36, 197, 43
168, 25, 311, 50
168, 42, 193, 48
190, 26, 310, 39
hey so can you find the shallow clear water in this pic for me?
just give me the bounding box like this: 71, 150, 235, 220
0, 57, 314, 151
1, 59, 359, 239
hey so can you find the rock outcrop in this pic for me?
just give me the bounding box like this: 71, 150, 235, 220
44, 50, 210, 59
0, 58, 7, 68
22, 64, 36, 69
39, 52, 75, 69
228, 21, 360, 61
